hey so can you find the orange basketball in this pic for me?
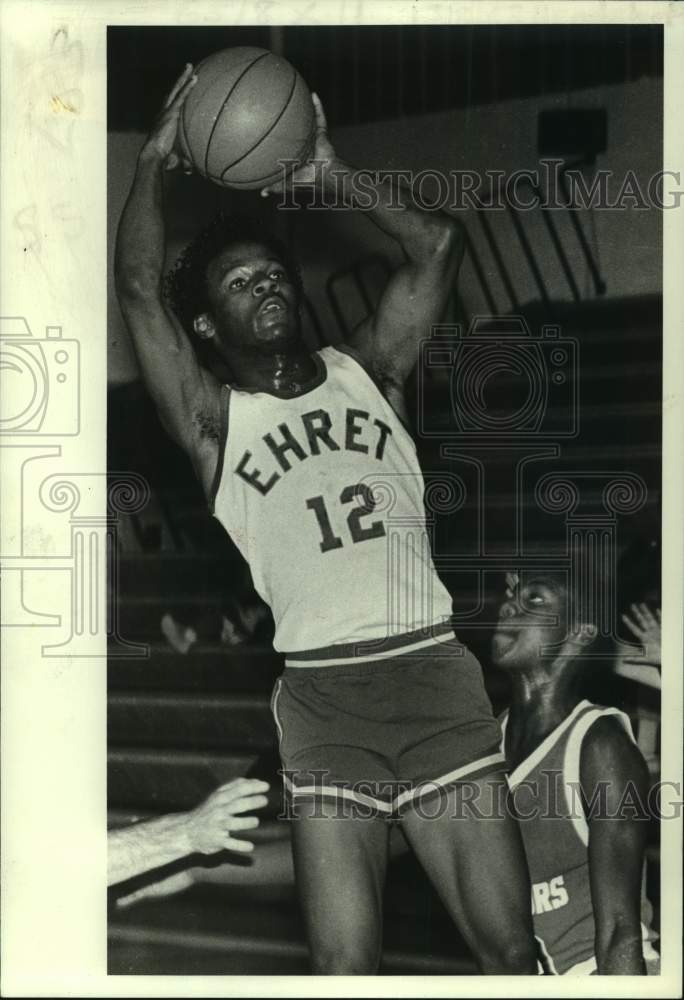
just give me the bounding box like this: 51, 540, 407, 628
179, 47, 315, 190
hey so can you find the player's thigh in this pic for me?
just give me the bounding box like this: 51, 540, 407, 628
401, 771, 534, 948
290, 798, 390, 965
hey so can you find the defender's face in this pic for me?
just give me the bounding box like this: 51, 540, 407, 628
205, 241, 301, 350
491, 572, 570, 671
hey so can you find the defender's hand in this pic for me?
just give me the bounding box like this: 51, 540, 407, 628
621, 603, 661, 668
261, 92, 337, 196
183, 778, 270, 854
142, 63, 197, 173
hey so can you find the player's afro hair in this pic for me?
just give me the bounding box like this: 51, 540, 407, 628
164, 212, 304, 335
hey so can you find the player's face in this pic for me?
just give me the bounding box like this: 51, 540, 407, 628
491, 572, 570, 671
205, 241, 301, 350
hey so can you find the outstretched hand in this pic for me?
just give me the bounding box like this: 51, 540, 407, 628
143, 63, 197, 173
183, 777, 270, 854
261, 92, 337, 196
621, 602, 661, 667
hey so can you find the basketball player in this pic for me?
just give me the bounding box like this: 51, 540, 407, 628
492, 568, 659, 974
115, 64, 537, 974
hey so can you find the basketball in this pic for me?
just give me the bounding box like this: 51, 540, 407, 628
179, 47, 315, 190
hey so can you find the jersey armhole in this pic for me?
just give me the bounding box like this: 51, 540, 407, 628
208, 384, 231, 513
562, 706, 635, 846
332, 343, 415, 439
332, 342, 379, 383
497, 710, 509, 757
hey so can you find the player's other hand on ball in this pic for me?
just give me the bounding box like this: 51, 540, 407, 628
142, 63, 197, 174
183, 777, 270, 855
261, 92, 336, 197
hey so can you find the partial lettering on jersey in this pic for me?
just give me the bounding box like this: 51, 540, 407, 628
531, 875, 570, 916
235, 407, 393, 496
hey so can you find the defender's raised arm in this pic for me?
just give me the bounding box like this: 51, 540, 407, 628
114, 65, 222, 498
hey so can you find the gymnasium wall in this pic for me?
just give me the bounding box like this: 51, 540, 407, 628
108, 75, 663, 385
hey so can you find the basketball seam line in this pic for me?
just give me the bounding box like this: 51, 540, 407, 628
214, 129, 313, 187
213, 170, 290, 187
201, 50, 271, 178
220, 68, 298, 179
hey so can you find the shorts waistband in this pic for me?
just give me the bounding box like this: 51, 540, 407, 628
283, 622, 458, 668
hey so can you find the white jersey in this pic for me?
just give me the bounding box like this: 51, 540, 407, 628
211, 345, 453, 652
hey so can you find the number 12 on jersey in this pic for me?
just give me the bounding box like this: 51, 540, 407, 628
306, 484, 386, 552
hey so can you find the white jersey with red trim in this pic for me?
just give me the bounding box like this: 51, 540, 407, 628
211, 345, 453, 652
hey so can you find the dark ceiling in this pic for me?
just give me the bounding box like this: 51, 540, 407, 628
108, 24, 662, 131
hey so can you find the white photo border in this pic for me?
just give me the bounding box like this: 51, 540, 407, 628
1, 1, 682, 996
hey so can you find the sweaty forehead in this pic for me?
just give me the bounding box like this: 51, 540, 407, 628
504, 571, 567, 594
209, 242, 284, 277
526, 574, 566, 594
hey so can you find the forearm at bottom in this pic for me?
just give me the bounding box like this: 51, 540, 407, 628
115, 146, 168, 296
596, 925, 647, 974
108, 811, 193, 886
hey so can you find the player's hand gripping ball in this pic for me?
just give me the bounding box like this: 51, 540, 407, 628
178, 47, 315, 190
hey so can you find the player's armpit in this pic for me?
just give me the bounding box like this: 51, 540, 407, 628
336, 341, 412, 430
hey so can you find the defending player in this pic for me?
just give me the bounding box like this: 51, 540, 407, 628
492, 567, 659, 974
115, 64, 537, 974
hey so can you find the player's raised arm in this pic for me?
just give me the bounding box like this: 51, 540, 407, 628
581, 717, 651, 974
114, 65, 222, 498
264, 94, 465, 391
